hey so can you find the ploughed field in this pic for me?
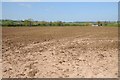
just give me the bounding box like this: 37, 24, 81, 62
2, 26, 118, 78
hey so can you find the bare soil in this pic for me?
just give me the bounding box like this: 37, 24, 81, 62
2, 26, 118, 78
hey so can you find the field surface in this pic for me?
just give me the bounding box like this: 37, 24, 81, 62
2, 26, 118, 78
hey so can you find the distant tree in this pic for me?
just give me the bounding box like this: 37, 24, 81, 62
64, 23, 70, 26
24, 20, 29, 26
97, 21, 102, 26
104, 21, 108, 26
0, 20, 2, 26
56, 21, 63, 26
40, 21, 49, 26
118, 21, 120, 27
24, 18, 33, 26
2, 20, 14, 26
49, 22, 53, 26
86, 22, 91, 26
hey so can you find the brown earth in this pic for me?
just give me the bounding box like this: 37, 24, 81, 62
2, 26, 118, 78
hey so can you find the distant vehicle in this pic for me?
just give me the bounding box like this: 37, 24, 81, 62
92, 23, 103, 27
92, 24, 99, 27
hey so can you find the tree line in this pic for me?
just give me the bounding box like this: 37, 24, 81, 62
0, 19, 118, 27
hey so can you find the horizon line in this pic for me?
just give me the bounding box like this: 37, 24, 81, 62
1, 19, 118, 22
